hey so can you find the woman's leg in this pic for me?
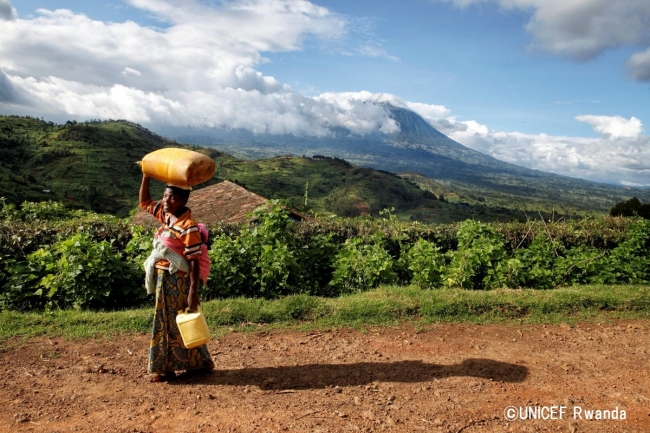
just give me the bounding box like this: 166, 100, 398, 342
148, 269, 173, 379
148, 269, 213, 380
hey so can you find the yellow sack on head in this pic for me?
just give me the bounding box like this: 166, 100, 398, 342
139, 148, 215, 188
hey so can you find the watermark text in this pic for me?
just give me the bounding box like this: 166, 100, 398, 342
503, 405, 626, 421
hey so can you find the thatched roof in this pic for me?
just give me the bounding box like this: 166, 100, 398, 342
132, 180, 304, 227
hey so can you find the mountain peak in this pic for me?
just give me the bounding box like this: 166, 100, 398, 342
381, 104, 466, 150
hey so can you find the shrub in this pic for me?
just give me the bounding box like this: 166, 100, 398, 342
610, 197, 650, 219
501, 234, 562, 290
206, 200, 300, 299
400, 238, 446, 289
1, 198, 649, 310
123, 224, 156, 287
444, 220, 507, 290
584, 218, 650, 284
330, 233, 396, 293
294, 231, 339, 296
2, 232, 145, 310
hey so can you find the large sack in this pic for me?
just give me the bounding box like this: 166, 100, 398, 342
139, 148, 215, 188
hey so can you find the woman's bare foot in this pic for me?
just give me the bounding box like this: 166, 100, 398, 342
149, 371, 176, 383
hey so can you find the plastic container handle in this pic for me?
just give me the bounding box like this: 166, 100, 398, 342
179, 306, 202, 314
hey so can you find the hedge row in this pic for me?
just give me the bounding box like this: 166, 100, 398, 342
0, 200, 648, 311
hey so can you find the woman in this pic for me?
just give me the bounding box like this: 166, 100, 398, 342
139, 174, 214, 382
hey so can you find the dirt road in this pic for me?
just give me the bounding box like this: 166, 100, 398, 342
2, 320, 649, 432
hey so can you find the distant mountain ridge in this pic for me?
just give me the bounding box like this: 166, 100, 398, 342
2, 115, 509, 222
1, 113, 648, 219
158, 103, 555, 177
160, 104, 650, 214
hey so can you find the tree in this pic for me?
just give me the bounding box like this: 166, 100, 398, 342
610, 197, 650, 219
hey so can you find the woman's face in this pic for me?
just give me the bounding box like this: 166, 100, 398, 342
162, 188, 187, 216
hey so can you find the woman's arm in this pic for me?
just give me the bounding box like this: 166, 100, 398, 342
187, 260, 200, 311
139, 174, 151, 205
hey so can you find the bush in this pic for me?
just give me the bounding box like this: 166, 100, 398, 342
610, 197, 650, 219
444, 220, 507, 290
2, 232, 145, 310
123, 224, 156, 279
207, 235, 252, 298
294, 232, 339, 296
206, 201, 300, 299
585, 219, 650, 284
501, 235, 562, 290
400, 238, 446, 289
330, 233, 396, 293
1, 198, 649, 310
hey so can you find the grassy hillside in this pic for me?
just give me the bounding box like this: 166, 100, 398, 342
0, 115, 623, 223
0, 116, 535, 222
173, 105, 650, 216
400, 172, 587, 217
0, 116, 222, 216
204, 137, 650, 217
211, 154, 533, 223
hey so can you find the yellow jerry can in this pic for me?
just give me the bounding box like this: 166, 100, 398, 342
175, 308, 211, 349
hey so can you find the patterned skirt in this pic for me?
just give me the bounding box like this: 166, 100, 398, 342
148, 269, 214, 374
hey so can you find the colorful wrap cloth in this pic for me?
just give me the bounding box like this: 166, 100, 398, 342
143, 231, 210, 294
148, 268, 214, 374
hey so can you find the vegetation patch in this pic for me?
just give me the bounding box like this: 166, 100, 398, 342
2, 201, 649, 312
1, 285, 648, 342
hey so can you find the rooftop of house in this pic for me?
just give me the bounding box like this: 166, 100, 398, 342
132, 180, 304, 227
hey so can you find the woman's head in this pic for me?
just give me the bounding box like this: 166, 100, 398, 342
162, 185, 190, 216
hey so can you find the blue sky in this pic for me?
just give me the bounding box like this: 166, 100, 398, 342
1, 0, 649, 185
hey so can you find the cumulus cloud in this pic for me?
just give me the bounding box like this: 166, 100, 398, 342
1, 0, 648, 185
431, 112, 650, 186
121, 67, 142, 77
575, 115, 644, 139
0, 71, 22, 103
311, 92, 650, 185
0, 0, 408, 135
0, 0, 341, 94
440, 0, 650, 81
0, 0, 16, 21
626, 48, 650, 82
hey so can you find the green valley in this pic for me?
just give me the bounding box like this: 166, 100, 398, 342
1, 115, 646, 223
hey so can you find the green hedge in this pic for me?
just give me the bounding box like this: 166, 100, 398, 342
0, 200, 648, 311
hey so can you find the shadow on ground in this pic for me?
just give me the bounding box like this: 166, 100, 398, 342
172, 359, 528, 389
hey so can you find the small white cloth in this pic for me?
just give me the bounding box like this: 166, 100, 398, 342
143, 237, 189, 294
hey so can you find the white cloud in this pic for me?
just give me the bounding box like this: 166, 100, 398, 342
356, 45, 400, 62
5, 74, 400, 136
575, 115, 644, 139
429, 112, 650, 186
0, 0, 16, 21
315, 94, 650, 185
440, 0, 650, 81
0, 0, 408, 136
121, 67, 142, 77
1, 0, 648, 186
0, 0, 343, 94
346, 16, 400, 62
0, 70, 23, 103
